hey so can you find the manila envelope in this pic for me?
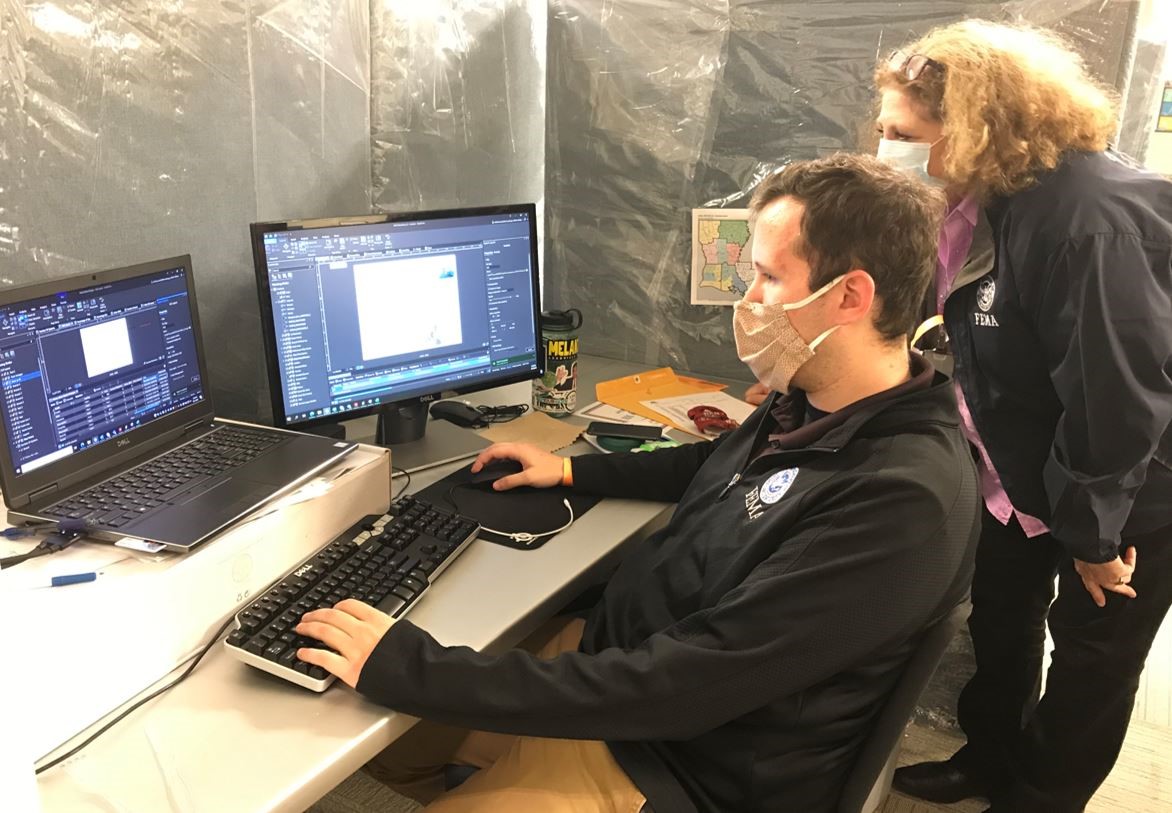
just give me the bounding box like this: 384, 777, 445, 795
595, 367, 726, 433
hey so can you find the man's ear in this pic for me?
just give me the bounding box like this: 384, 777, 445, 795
834, 269, 877, 324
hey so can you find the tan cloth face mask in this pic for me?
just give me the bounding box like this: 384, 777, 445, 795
733, 274, 845, 394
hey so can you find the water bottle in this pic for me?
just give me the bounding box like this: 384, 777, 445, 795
533, 309, 582, 416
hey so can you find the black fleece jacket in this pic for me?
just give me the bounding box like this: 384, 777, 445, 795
947, 151, 1172, 561
357, 357, 980, 812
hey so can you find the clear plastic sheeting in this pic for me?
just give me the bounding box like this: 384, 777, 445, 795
543, 0, 1143, 382
1118, 37, 1168, 162
0, 1, 1142, 410
0, 1, 371, 421
371, 0, 547, 214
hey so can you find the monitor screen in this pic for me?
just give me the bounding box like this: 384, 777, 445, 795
0, 263, 206, 476
252, 204, 541, 429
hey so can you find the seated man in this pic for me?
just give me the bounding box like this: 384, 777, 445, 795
295, 153, 981, 813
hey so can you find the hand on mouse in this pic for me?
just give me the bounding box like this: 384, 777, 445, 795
472, 442, 564, 491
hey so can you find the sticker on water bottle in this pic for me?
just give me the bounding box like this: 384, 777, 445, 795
534, 335, 579, 415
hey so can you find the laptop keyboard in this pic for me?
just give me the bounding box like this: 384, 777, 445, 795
225, 495, 479, 691
43, 425, 284, 529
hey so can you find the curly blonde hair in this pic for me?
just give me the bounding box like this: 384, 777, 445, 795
874, 20, 1118, 197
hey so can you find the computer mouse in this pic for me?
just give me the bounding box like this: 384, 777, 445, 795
467, 458, 524, 485
429, 400, 485, 428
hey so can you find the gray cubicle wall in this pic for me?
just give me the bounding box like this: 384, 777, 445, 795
0, 1, 371, 421
370, 0, 547, 217
1, 1, 1138, 420
542, 0, 1142, 381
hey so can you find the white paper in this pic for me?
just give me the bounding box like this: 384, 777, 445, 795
1, 549, 133, 591
641, 391, 757, 438
574, 400, 663, 427
691, 208, 755, 306
0, 699, 41, 813
115, 537, 167, 554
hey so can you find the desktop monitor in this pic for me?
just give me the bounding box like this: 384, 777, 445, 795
250, 203, 542, 470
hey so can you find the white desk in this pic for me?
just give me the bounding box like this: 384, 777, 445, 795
31, 356, 751, 813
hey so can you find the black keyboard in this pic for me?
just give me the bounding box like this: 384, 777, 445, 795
44, 425, 282, 528
224, 495, 480, 691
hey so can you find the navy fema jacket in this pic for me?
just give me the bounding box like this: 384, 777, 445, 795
943, 151, 1172, 563
357, 356, 980, 813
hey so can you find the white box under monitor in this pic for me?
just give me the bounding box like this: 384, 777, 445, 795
4, 442, 391, 766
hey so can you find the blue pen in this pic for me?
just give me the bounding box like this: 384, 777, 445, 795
50, 572, 97, 587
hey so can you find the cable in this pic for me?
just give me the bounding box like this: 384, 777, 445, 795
0, 520, 53, 539
392, 466, 412, 500
475, 403, 529, 424
0, 520, 89, 569
478, 498, 574, 544
34, 614, 237, 775
446, 486, 576, 545
0, 549, 44, 568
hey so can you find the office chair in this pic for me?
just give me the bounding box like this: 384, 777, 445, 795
836, 600, 971, 813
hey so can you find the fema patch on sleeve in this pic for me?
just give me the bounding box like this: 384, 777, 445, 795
760, 468, 799, 504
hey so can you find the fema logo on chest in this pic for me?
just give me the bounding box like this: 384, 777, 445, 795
762, 468, 799, 504
973, 277, 999, 327
744, 468, 800, 522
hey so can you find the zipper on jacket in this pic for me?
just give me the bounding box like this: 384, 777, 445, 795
716, 472, 742, 501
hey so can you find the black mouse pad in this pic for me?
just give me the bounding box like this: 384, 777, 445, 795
415, 464, 601, 551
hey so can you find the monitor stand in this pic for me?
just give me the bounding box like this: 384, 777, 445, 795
372, 401, 491, 474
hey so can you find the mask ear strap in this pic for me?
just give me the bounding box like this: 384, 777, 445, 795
912, 314, 945, 347
784, 273, 847, 310
809, 325, 839, 350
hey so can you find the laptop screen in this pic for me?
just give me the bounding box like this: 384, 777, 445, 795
0, 264, 206, 476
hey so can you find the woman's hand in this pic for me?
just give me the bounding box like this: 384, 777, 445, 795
1074, 547, 1138, 608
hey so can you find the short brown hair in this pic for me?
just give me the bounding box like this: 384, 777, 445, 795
750, 153, 944, 341
874, 20, 1118, 197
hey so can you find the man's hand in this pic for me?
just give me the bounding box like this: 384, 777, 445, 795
1074, 546, 1138, 608
295, 599, 394, 688
744, 382, 770, 406
471, 442, 563, 491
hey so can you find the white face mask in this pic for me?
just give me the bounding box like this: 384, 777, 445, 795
877, 138, 946, 188
733, 275, 845, 395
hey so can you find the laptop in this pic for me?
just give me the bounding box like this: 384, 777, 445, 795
0, 256, 357, 552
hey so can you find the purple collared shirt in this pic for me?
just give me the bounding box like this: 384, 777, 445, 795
938, 196, 1050, 538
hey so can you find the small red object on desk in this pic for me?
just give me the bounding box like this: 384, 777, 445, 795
687, 405, 739, 435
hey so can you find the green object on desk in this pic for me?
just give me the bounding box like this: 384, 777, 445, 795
597, 436, 681, 453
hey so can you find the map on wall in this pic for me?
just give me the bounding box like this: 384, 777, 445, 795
691, 208, 754, 306
1158, 83, 1172, 133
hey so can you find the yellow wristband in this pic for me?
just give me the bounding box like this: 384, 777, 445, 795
562, 457, 573, 487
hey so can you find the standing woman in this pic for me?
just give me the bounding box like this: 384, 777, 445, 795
873, 20, 1172, 813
